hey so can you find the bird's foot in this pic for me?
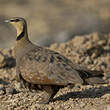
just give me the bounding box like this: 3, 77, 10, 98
36, 85, 57, 104
36, 94, 51, 104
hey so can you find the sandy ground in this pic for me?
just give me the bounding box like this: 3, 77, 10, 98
0, 32, 110, 109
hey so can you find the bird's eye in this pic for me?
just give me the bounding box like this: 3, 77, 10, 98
15, 19, 20, 22
10, 19, 20, 22
10, 19, 15, 22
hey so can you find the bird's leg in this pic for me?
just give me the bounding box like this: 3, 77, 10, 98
16, 71, 39, 91
16, 71, 32, 90
19, 78, 33, 91
37, 85, 59, 104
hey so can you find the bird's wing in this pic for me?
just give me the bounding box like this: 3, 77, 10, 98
19, 47, 83, 85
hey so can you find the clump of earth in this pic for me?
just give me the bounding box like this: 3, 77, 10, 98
0, 32, 110, 110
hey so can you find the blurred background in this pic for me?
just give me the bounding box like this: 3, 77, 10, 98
0, 0, 110, 48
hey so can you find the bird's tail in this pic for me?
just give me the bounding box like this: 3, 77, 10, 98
77, 69, 108, 85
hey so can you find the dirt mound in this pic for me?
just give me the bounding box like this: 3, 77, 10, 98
0, 32, 110, 110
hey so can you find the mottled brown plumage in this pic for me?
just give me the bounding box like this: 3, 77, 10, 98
5, 17, 106, 104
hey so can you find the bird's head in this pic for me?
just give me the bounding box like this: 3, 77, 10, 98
5, 17, 27, 37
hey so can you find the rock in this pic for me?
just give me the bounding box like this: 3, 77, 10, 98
0, 89, 5, 95
7, 88, 18, 95
72, 36, 87, 47
15, 82, 24, 90
80, 102, 86, 108
0, 52, 7, 68
107, 105, 110, 110
0, 84, 6, 95
85, 56, 93, 64
102, 94, 110, 101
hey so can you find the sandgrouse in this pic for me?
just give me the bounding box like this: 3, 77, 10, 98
5, 17, 106, 104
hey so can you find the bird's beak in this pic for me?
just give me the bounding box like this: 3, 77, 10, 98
4, 20, 10, 23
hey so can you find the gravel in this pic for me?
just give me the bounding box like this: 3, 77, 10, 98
1, 32, 110, 109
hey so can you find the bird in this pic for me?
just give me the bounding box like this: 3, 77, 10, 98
5, 17, 106, 104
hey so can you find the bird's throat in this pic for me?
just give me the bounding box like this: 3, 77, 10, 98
16, 28, 31, 49
16, 30, 25, 40
16, 24, 25, 41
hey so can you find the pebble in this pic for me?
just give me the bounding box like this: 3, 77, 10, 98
15, 82, 23, 90
0, 84, 6, 95
85, 56, 93, 64
91, 53, 97, 59
1, 32, 110, 109
7, 88, 18, 95
80, 102, 86, 108
102, 94, 110, 100
0, 52, 6, 68
106, 105, 110, 110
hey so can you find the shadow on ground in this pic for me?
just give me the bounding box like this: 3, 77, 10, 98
53, 85, 110, 102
